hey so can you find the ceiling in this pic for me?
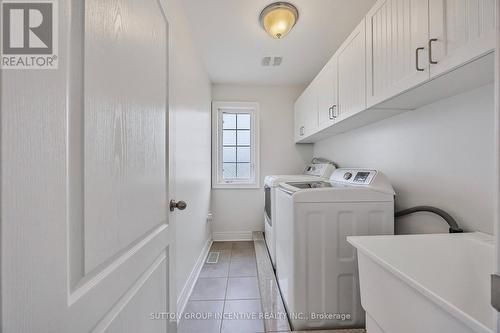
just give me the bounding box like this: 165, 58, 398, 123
180, 0, 376, 85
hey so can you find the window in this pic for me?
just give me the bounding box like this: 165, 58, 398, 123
212, 102, 260, 188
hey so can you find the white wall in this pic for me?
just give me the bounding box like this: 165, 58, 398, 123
163, 0, 212, 304
314, 84, 495, 234
211, 84, 314, 238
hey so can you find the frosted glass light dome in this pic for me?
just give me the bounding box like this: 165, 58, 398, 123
259, 2, 299, 39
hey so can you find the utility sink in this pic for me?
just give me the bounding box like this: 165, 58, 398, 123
347, 232, 495, 333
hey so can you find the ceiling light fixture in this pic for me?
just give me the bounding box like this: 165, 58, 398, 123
259, 2, 299, 39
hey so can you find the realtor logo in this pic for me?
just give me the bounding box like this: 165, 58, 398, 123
2, 0, 58, 69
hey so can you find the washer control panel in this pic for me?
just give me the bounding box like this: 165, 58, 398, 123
330, 169, 377, 185
303, 163, 335, 178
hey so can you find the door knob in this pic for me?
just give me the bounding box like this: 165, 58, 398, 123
170, 200, 187, 212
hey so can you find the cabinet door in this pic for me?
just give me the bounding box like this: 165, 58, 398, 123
366, 0, 429, 107
317, 56, 338, 130
303, 81, 319, 136
294, 93, 306, 142
294, 81, 318, 142
337, 19, 367, 120
429, 0, 496, 78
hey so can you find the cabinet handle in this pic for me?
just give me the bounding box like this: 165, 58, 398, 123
428, 38, 438, 65
332, 105, 338, 119
328, 106, 334, 120
300, 126, 304, 136
415, 47, 425, 71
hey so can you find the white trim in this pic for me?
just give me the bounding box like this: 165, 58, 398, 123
494, 2, 500, 328
176, 237, 212, 321
495, 0, 500, 275
212, 231, 254, 241
212, 101, 260, 189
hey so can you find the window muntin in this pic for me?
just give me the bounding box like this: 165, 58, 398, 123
212, 102, 259, 188
222, 113, 252, 180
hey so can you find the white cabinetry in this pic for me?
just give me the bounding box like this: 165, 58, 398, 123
317, 56, 338, 130
294, 91, 306, 142
337, 20, 367, 120
294, 0, 495, 144
294, 81, 318, 142
367, 0, 495, 107
366, 0, 430, 107
429, 0, 496, 77
297, 20, 366, 140
305, 80, 319, 136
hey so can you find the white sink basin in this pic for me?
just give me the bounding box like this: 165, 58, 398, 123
347, 232, 495, 333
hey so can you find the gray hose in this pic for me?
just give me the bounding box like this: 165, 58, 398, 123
395, 206, 464, 233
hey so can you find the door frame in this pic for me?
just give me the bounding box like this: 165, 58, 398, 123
494, 0, 500, 330
157, 0, 177, 330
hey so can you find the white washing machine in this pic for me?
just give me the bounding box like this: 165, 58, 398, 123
275, 168, 395, 331
264, 163, 335, 268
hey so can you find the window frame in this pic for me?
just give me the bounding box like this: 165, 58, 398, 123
212, 101, 260, 189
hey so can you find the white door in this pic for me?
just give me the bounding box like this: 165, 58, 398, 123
1, 0, 175, 332
317, 56, 338, 130
366, 0, 430, 107
429, 0, 496, 78
337, 19, 367, 120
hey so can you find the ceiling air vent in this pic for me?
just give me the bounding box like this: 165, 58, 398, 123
261, 57, 272, 66
261, 56, 283, 67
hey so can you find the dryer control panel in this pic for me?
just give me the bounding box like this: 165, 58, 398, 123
330, 169, 377, 185
303, 163, 335, 178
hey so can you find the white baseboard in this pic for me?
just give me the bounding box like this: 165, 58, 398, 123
177, 237, 212, 321
212, 231, 254, 241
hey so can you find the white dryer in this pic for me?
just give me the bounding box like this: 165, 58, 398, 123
264, 163, 334, 268
275, 168, 395, 331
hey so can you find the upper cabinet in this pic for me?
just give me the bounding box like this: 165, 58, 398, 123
294, 92, 306, 142
294, 80, 318, 141
366, 0, 496, 108
337, 20, 367, 121
429, 0, 496, 77
366, 0, 430, 107
317, 56, 338, 131
305, 20, 366, 136
294, 0, 495, 143
305, 79, 319, 136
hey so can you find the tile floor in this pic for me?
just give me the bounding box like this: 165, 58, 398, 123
178, 241, 265, 333
178, 240, 366, 333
